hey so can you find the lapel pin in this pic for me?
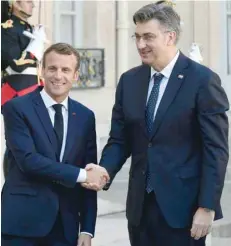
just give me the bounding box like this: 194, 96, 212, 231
72, 112, 76, 116
178, 74, 184, 79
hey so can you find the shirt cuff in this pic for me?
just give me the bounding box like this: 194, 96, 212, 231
80, 231, 93, 238
76, 169, 87, 183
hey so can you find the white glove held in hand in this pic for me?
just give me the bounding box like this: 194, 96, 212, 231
25, 25, 47, 61
189, 43, 203, 64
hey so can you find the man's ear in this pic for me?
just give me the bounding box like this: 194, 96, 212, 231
41, 67, 45, 78
167, 31, 177, 46
74, 70, 79, 82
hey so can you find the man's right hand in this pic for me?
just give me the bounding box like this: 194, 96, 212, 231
82, 164, 110, 191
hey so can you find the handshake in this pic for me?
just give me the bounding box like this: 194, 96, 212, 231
81, 164, 110, 191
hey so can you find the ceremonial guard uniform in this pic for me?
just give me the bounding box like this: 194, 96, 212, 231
1, 2, 44, 106
1, 0, 46, 176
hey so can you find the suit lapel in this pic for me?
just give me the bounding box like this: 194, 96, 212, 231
32, 88, 58, 156
62, 99, 78, 162
135, 65, 151, 138
150, 53, 189, 140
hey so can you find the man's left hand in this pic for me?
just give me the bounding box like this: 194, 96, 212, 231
77, 234, 91, 246
191, 207, 215, 240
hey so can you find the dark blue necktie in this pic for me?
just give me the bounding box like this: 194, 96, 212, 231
53, 104, 64, 158
145, 73, 164, 193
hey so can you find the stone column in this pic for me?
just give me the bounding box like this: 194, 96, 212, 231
74, 0, 83, 48
116, 0, 130, 81
193, 0, 209, 66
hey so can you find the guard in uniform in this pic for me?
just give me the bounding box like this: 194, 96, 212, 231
1, 0, 47, 177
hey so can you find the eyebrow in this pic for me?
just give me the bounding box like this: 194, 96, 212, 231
134, 32, 156, 36
47, 66, 70, 69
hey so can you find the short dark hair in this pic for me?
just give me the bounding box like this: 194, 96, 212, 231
42, 43, 81, 71
133, 1, 181, 44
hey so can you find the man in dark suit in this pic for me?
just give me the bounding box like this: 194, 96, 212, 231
83, 2, 229, 246
2, 43, 109, 246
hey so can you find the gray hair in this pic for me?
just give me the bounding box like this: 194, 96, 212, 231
133, 1, 182, 44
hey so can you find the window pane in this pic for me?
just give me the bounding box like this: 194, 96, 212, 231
73, 49, 104, 89
60, 15, 74, 45
227, 15, 231, 74
60, 0, 74, 11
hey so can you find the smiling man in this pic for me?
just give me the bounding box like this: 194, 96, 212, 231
1, 43, 109, 246
83, 1, 229, 246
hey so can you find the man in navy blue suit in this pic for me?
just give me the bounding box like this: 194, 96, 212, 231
2, 43, 109, 246
83, 1, 229, 246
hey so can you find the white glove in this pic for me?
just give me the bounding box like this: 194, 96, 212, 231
189, 43, 203, 64
25, 25, 47, 61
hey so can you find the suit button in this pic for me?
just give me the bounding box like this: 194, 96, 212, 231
142, 170, 145, 175
148, 143, 152, 147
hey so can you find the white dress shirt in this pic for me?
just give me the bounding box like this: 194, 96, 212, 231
40, 89, 86, 183
147, 51, 180, 120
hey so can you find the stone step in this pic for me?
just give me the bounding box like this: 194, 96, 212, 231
211, 236, 231, 246
211, 182, 231, 237
225, 167, 231, 181
212, 223, 231, 238
97, 198, 125, 217
98, 136, 109, 151
223, 180, 231, 194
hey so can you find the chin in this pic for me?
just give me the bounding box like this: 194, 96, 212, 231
25, 12, 33, 17
141, 59, 152, 65
52, 89, 65, 95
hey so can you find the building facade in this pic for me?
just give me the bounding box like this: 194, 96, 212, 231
30, 0, 231, 145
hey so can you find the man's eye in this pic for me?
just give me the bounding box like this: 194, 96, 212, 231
144, 35, 155, 40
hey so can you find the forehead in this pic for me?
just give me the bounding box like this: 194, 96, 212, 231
135, 19, 163, 35
45, 51, 76, 68
19, 1, 33, 6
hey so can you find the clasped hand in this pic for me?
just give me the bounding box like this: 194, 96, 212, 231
81, 164, 110, 191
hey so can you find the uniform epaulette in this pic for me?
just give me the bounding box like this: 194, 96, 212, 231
1, 19, 14, 29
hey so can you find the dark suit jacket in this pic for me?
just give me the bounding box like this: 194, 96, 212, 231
100, 53, 229, 228
1, 88, 97, 244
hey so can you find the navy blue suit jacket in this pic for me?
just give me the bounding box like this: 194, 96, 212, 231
2, 88, 97, 243
100, 53, 229, 228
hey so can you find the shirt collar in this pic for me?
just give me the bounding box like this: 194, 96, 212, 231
151, 50, 180, 79
40, 89, 68, 111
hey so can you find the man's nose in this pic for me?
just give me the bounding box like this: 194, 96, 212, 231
54, 70, 62, 80
137, 38, 146, 49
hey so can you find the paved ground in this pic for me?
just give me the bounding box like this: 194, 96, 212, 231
94, 213, 129, 246
93, 212, 231, 246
